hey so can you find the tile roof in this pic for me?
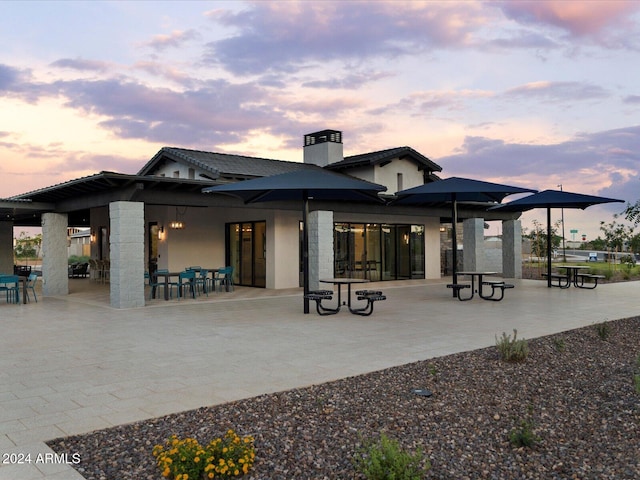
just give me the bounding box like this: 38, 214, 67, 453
329, 146, 442, 173
138, 147, 316, 179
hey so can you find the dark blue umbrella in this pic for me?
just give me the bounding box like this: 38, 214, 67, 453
203, 168, 387, 312
393, 177, 535, 294
491, 190, 624, 287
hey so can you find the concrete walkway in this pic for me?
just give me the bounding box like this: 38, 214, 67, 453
1, 278, 638, 479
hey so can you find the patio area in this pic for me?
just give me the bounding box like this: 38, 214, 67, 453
1, 278, 639, 479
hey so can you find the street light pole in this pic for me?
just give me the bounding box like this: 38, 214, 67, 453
558, 184, 566, 262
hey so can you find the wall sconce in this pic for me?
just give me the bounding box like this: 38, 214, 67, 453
439, 226, 446, 233
90, 229, 96, 243
158, 226, 165, 240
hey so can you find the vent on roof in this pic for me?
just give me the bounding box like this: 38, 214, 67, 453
303, 129, 344, 167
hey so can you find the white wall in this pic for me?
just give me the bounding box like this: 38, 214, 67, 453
374, 157, 424, 194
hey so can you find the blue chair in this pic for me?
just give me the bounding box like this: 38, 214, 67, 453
178, 270, 196, 299
25, 273, 38, 303
145, 272, 165, 300
213, 267, 234, 292
0, 275, 20, 304
194, 269, 209, 296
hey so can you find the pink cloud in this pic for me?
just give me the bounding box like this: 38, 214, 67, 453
499, 0, 639, 37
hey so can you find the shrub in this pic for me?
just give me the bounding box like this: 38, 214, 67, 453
509, 419, 539, 448
594, 321, 611, 341
552, 337, 566, 352
68, 255, 90, 265
496, 330, 529, 362
153, 430, 255, 479
353, 433, 429, 480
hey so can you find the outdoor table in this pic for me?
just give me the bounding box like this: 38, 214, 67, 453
152, 271, 182, 300
557, 265, 590, 288
319, 278, 369, 313
457, 271, 498, 300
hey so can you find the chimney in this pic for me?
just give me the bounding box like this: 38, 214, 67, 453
303, 129, 343, 167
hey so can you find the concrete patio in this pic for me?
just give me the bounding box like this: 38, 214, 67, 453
1, 278, 638, 480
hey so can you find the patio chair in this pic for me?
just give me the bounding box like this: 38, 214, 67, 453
194, 269, 209, 296
177, 270, 196, 299
212, 266, 234, 292
25, 273, 38, 303
1, 275, 20, 304
145, 271, 164, 300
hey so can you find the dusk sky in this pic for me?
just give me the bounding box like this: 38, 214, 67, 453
1, 1, 639, 240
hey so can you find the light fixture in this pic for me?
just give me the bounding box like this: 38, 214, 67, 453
90, 229, 96, 243
158, 226, 165, 240
170, 207, 186, 229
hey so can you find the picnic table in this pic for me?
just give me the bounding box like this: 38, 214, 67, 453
450, 271, 514, 301
543, 265, 603, 289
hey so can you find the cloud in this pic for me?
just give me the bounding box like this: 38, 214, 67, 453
50, 58, 110, 72
51, 77, 281, 145
302, 70, 394, 90
438, 125, 640, 204
505, 81, 609, 102
498, 1, 640, 46
202, 1, 488, 75
138, 29, 200, 51
623, 94, 640, 104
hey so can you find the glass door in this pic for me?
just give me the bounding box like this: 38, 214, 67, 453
227, 221, 266, 287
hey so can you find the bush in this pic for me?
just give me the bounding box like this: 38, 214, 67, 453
68, 255, 90, 265
496, 330, 529, 362
509, 419, 539, 448
594, 321, 611, 341
353, 433, 429, 480
153, 430, 255, 479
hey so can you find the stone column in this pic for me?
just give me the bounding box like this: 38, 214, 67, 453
502, 219, 522, 278
308, 210, 334, 291
41, 213, 69, 296
0, 221, 13, 274
463, 217, 485, 272
109, 201, 145, 308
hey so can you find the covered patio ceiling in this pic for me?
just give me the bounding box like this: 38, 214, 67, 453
5, 171, 220, 227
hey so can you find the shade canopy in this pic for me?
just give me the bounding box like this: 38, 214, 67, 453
393, 177, 535, 297
393, 177, 536, 205
203, 168, 387, 313
491, 189, 624, 287
489, 189, 624, 212
203, 168, 387, 203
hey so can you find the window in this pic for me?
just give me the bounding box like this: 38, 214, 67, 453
397, 173, 403, 192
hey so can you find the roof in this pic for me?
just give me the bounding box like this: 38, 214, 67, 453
326, 146, 442, 173
8, 171, 220, 226
138, 147, 316, 180
11, 171, 217, 204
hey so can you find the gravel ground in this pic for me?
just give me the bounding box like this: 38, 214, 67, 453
48, 317, 640, 480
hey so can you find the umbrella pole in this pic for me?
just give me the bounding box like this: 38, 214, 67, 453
303, 194, 310, 314
547, 207, 552, 288
451, 198, 458, 297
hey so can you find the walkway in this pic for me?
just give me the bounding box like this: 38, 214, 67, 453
1, 279, 638, 479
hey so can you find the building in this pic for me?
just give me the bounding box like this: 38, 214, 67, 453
0, 130, 522, 308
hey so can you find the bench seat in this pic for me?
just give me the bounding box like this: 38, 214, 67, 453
446, 283, 472, 301
304, 291, 338, 315
351, 291, 386, 316
574, 273, 605, 289
481, 281, 514, 301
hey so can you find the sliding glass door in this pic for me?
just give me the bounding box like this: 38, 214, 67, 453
335, 222, 424, 281
227, 221, 266, 287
